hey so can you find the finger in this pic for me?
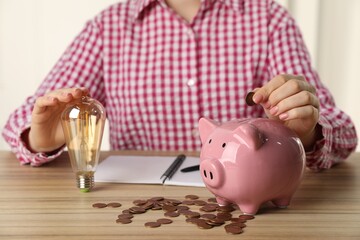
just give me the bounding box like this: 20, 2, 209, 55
32, 88, 88, 115
252, 74, 312, 106
72, 87, 89, 98
47, 88, 88, 101
269, 91, 320, 117
252, 75, 289, 105
32, 95, 59, 114
281, 74, 316, 95
267, 80, 318, 110
282, 74, 305, 82
278, 105, 319, 121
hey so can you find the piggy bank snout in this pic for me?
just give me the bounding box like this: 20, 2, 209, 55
200, 159, 224, 189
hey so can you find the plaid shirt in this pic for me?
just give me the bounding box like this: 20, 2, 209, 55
2, 0, 357, 168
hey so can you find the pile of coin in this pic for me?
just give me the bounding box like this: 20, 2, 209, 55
92, 195, 254, 234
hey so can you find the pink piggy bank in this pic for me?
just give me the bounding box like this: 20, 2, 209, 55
199, 117, 306, 215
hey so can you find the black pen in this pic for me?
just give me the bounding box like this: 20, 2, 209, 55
180, 165, 200, 173
160, 154, 186, 184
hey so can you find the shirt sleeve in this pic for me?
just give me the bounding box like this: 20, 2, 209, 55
267, 1, 358, 171
2, 18, 105, 166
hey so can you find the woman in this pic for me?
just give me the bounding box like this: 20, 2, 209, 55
2, 0, 357, 169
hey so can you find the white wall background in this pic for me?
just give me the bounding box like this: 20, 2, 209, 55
1, 0, 359, 151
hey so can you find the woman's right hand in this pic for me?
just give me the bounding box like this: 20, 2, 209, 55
27, 88, 89, 153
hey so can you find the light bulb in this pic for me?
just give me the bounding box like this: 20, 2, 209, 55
61, 96, 106, 192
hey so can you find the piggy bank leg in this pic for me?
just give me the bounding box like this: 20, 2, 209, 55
272, 197, 291, 209
215, 196, 231, 206
238, 203, 260, 215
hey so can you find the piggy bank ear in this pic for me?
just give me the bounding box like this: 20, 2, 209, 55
233, 123, 265, 150
198, 117, 219, 144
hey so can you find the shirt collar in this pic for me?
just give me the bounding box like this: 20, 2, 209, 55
133, 0, 157, 19
219, 0, 245, 13
133, 0, 245, 20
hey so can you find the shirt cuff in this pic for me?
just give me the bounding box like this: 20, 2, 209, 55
16, 126, 65, 167
305, 115, 333, 171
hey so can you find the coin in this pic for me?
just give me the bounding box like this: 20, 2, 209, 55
227, 221, 246, 228
185, 194, 199, 200
230, 217, 246, 223
182, 200, 195, 205
164, 211, 180, 217
118, 213, 134, 219
239, 214, 255, 220
194, 200, 207, 206
224, 223, 244, 234
197, 219, 213, 229
200, 204, 218, 212
166, 199, 182, 205
142, 202, 155, 210
207, 198, 217, 203
92, 203, 107, 208
217, 205, 235, 212
184, 211, 201, 219
122, 209, 131, 214
179, 209, 193, 215
150, 196, 164, 202
162, 204, 177, 212
107, 202, 122, 208
116, 218, 132, 224
129, 206, 146, 214
186, 218, 200, 224
177, 205, 190, 211
206, 218, 225, 226
144, 221, 161, 228
201, 213, 217, 220
245, 91, 256, 106
150, 204, 162, 210
156, 218, 173, 224
217, 212, 232, 221
133, 199, 147, 206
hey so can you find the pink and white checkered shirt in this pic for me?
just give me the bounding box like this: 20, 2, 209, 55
2, 0, 358, 169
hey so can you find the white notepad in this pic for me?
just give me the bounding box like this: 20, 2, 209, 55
95, 155, 205, 187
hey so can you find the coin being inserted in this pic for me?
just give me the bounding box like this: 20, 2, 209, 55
245, 92, 256, 106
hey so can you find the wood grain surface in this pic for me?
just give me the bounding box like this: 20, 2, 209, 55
0, 151, 359, 240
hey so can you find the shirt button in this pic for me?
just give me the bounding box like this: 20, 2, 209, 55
187, 78, 197, 87
187, 29, 194, 38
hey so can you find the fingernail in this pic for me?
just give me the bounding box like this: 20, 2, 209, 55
75, 88, 82, 94
253, 94, 262, 104
263, 101, 271, 109
269, 106, 278, 115
279, 113, 288, 120
47, 96, 57, 103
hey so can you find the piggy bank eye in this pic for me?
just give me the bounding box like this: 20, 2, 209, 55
222, 143, 226, 148
208, 139, 212, 144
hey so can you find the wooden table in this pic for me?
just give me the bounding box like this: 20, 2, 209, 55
0, 151, 359, 240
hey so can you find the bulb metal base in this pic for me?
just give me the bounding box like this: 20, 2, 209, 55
76, 171, 95, 192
